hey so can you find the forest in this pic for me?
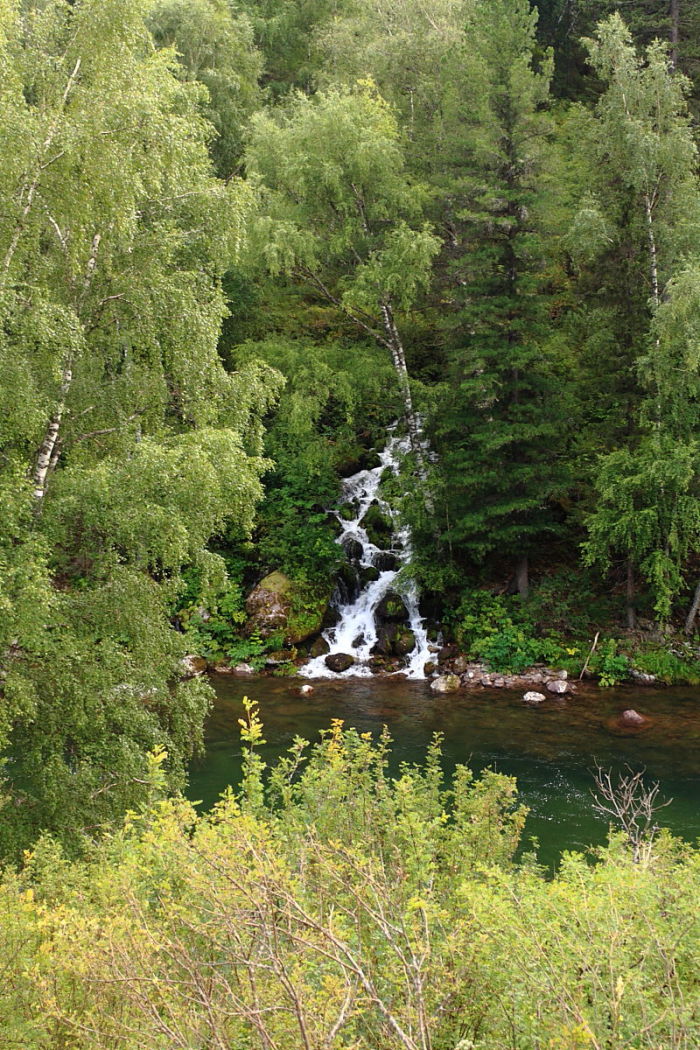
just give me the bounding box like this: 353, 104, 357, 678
0, 1, 700, 1043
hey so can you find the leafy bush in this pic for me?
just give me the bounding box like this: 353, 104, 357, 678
631, 645, 700, 684
589, 638, 630, 687
2, 712, 698, 1050
451, 590, 568, 673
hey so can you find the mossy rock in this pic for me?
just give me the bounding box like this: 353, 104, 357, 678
394, 627, 416, 656
246, 572, 331, 646
359, 565, 380, 587
377, 591, 409, 623
363, 503, 394, 547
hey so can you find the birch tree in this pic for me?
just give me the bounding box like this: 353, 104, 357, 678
579, 16, 700, 623
0, 0, 279, 855
245, 83, 440, 463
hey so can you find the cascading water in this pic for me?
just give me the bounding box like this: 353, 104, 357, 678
301, 430, 434, 680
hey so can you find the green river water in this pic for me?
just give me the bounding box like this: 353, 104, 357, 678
189, 674, 700, 868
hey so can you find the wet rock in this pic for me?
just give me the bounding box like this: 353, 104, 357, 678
231, 662, 254, 675
619, 708, 648, 728
342, 538, 364, 563
546, 679, 570, 695
376, 591, 409, 622
373, 552, 399, 573
430, 674, 461, 693
453, 655, 470, 674
523, 691, 546, 704
424, 661, 437, 676
359, 565, 381, 587
309, 636, 330, 658
480, 675, 492, 687
363, 503, 394, 547
325, 653, 355, 673
298, 684, 314, 696
437, 644, 459, 666
394, 627, 416, 656
181, 655, 207, 677
493, 677, 506, 688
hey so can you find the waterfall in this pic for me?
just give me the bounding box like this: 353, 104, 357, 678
301, 429, 434, 680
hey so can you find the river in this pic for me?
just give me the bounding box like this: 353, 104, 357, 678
189, 674, 700, 868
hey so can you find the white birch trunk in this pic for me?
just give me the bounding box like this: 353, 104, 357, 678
685, 577, 700, 635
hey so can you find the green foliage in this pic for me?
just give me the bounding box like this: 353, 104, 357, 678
0, 0, 281, 855
0, 718, 698, 1049
589, 638, 630, 687
451, 590, 567, 673
631, 644, 700, 685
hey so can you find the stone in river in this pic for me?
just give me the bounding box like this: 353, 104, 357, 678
523, 691, 546, 704
325, 653, 355, 673
430, 674, 461, 694
298, 684, 314, 696
546, 679, 570, 694
619, 708, 649, 728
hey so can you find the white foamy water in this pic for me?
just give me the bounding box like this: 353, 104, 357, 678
301, 431, 434, 680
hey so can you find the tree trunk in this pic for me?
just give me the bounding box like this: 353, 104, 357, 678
380, 302, 425, 466
516, 554, 529, 599
626, 558, 637, 630
684, 577, 700, 636
669, 0, 680, 70
32, 362, 72, 503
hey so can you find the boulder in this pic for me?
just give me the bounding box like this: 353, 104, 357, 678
376, 591, 409, 622
424, 661, 437, 676
309, 635, 330, 658
363, 503, 394, 547
245, 572, 329, 645
453, 655, 470, 674
430, 674, 461, 694
394, 627, 416, 656
619, 708, 648, 728
374, 552, 399, 573
546, 679, 570, 695
181, 655, 207, 677
523, 691, 546, 704
325, 653, 355, 673
359, 565, 381, 587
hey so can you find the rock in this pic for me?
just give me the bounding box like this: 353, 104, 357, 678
376, 591, 409, 623
181, 655, 207, 677
437, 644, 459, 666
556, 669, 568, 680
342, 537, 365, 563
630, 669, 657, 684
245, 571, 293, 639
619, 708, 648, 728
264, 649, 294, 667
233, 662, 254, 675
309, 635, 330, 658
325, 653, 355, 673
245, 571, 329, 645
298, 684, 314, 696
493, 677, 506, 688
373, 552, 399, 572
359, 565, 381, 587
424, 661, 437, 676
480, 676, 492, 687
523, 691, 546, 704
430, 674, 461, 693
546, 679, 570, 695
453, 655, 470, 674
363, 503, 394, 547
394, 627, 416, 656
